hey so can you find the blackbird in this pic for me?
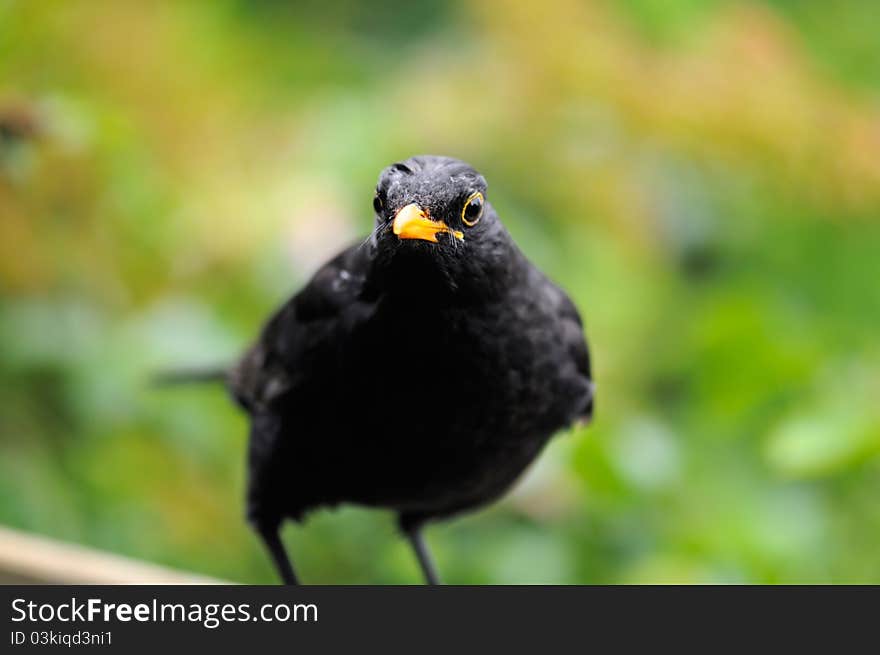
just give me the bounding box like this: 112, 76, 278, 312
226, 155, 593, 584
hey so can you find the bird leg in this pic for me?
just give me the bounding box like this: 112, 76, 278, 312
400, 517, 441, 585
256, 523, 299, 585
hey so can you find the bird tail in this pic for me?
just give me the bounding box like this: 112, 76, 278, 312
151, 366, 229, 387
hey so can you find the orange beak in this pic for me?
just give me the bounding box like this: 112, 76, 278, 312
392, 204, 464, 243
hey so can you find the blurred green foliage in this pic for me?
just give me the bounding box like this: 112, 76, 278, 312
1, 0, 878, 583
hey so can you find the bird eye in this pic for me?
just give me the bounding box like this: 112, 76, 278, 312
462, 192, 484, 227
373, 192, 384, 214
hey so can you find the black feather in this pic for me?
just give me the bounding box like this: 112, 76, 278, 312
227, 156, 594, 581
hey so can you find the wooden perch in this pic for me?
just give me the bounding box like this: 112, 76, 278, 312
0, 525, 224, 584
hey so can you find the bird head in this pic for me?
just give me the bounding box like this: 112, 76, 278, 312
373, 155, 488, 244
369, 155, 511, 297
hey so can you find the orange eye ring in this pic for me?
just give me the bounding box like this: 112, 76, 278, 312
462, 191, 484, 227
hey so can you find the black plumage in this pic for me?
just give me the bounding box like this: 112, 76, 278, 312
228, 155, 594, 584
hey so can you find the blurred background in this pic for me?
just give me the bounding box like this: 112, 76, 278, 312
1, 0, 879, 584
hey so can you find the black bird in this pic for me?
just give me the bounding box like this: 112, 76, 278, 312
227, 155, 593, 584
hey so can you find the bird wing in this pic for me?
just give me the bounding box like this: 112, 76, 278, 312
547, 279, 595, 423
228, 242, 375, 412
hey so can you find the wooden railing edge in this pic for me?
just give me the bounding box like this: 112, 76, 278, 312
0, 525, 227, 585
